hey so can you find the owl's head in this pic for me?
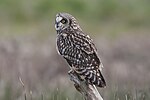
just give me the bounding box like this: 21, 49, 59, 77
55, 13, 81, 32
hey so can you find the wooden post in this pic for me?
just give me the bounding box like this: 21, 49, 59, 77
68, 71, 103, 100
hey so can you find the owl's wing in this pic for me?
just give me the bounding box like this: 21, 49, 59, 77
70, 31, 97, 55
69, 32, 106, 87
69, 32, 102, 67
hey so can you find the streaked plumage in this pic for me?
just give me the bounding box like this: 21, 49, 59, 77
55, 13, 106, 87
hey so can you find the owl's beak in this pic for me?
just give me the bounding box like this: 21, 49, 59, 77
55, 20, 62, 31
55, 23, 59, 31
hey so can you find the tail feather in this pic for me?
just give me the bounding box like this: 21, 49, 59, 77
86, 71, 106, 87
77, 68, 106, 88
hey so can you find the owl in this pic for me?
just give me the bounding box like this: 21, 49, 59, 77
55, 13, 106, 88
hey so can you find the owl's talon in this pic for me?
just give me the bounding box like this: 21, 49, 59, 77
68, 69, 74, 75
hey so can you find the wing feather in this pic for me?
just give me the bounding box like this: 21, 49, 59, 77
70, 31, 97, 54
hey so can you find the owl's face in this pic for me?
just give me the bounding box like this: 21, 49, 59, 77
55, 13, 70, 31
55, 13, 81, 32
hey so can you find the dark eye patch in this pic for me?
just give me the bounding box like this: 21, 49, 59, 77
60, 18, 68, 24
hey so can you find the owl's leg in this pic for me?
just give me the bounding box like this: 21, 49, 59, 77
68, 69, 81, 85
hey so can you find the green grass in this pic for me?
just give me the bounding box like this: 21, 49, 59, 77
0, 83, 150, 100
0, 0, 150, 35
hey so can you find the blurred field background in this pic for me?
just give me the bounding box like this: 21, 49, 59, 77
0, 0, 150, 100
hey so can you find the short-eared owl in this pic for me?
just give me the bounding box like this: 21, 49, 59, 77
55, 13, 106, 87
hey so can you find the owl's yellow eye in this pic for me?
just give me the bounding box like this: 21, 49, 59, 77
60, 18, 67, 24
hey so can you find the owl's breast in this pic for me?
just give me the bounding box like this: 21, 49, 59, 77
56, 33, 71, 55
